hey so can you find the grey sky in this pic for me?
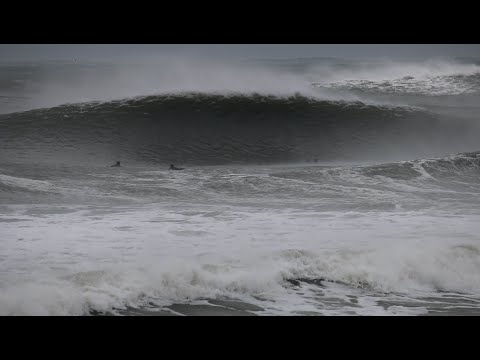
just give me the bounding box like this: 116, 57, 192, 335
1, 44, 480, 62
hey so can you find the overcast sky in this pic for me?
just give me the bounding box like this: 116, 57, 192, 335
1, 44, 480, 62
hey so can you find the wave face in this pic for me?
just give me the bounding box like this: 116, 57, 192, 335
0, 92, 460, 165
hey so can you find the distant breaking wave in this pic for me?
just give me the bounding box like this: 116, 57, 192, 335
313, 65, 480, 96
315, 74, 480, 96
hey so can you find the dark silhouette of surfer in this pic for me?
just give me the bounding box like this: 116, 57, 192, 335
111, 161, 121, 167
169, 164, 184, 170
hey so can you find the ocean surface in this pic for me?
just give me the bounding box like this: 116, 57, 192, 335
1, 56, 480, 315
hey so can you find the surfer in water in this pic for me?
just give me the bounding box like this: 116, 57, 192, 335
111, 161, 121, 167
169, 164, 184, 170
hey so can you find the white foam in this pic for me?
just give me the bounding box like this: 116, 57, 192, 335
1, 201, 480, 315
311, 59, 480, 96
0, 173, 55, 192
311, 59, 480, 83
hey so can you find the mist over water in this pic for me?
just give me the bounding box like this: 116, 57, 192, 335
1, 52, 480, 315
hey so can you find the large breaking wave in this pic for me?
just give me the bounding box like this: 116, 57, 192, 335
0, 92, 462, 165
